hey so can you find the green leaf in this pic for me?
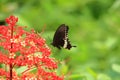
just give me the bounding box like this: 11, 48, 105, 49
112, 64, 120, 73
68, 74, 86, 80
16, 66, 27, 75
87, 67, 97, 78
60, 62, 68, 75
97, 74, 111, 80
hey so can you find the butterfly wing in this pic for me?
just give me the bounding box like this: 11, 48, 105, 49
52, 24, 66, 49
52, 24, 74, 50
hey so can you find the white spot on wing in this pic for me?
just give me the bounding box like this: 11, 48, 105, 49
63, 39, 67, 48
63, 27, 68, 48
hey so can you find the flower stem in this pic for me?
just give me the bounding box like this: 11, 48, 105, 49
10, 21, 14, 80
10, 64, 13, 80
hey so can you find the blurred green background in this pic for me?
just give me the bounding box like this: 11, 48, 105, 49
0, 0, 120, 80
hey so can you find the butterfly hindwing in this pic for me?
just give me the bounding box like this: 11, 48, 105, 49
52, 24, 74, 50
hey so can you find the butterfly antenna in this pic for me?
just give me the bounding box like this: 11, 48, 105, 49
72, 45, 76, 47
40, 24, 46, 35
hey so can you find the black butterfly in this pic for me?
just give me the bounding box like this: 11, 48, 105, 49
51, 24, 76, 50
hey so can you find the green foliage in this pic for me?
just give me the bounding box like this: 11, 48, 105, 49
0, 0, 120, 80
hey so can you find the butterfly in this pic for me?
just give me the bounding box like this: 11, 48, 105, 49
51, 24, 76, 50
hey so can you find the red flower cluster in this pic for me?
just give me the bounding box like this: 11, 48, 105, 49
0, 16, 64, 80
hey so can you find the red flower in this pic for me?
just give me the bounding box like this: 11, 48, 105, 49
0, 16, 64, 80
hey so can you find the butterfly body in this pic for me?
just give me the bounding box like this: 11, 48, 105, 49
52, 24, 75, 50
